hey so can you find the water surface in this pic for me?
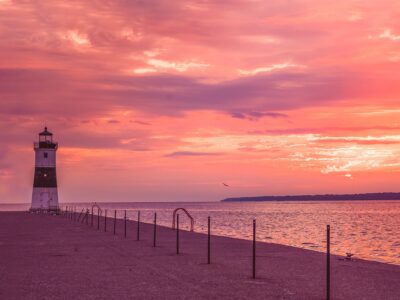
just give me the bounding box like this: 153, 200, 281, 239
3, 200, 399, 265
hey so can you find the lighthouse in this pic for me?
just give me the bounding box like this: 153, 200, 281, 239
31, 127, 59, 212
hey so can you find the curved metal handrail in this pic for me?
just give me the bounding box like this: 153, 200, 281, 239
80, 208, 90, 223
77, 208, 85, 222
92, 203, 102, 213
172, 208, 194, 232
90, 203, 102, 226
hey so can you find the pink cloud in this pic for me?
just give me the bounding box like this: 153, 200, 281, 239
1, 0, 400, 202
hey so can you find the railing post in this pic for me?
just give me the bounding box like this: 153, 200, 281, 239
327, 225, 331, 300
78, 208, 84, 222
153, 212, 157, 247
176, 214, 180, 255
208, 216, 211, 264
252, 219, 256, 279
97, 208, 100, 230
104, 209, 107, 232
136, 211, 140, 241
91, 207, 94, 227
113, 210, 117, 235
124, 210, 127, 238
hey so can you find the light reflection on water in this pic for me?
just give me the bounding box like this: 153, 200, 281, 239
3, 200, 400, 265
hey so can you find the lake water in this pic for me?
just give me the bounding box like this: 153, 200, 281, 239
2, 200, 400, 265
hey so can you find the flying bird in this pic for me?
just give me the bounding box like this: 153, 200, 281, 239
222, 183, 230, 187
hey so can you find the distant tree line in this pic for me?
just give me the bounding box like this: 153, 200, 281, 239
221, 192, 400, 202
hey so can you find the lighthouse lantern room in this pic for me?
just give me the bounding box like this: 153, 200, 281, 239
31, 127, 60, 213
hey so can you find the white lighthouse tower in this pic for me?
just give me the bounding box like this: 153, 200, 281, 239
31, 127, 59, 212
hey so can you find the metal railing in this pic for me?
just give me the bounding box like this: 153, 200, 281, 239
172, 208, 194, 232
49, 206, 333, 299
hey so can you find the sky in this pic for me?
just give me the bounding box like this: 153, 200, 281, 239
1, 0, 400, 203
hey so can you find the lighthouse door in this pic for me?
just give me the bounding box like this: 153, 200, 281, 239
41, 192, 49, 208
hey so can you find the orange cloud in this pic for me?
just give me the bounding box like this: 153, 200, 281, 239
1, 0, 400, 202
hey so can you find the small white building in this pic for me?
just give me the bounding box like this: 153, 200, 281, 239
31, 127, 59, 212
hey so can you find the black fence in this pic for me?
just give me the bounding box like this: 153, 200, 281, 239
56, 205, 332, 299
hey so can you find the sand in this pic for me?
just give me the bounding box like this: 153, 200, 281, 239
0, 211, 399, 299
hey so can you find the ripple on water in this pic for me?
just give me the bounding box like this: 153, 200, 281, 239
65, 200, 400, 265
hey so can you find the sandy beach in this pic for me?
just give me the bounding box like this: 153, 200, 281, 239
0, 211, 399, 300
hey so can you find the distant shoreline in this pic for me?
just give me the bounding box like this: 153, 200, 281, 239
221, 192, 400, 202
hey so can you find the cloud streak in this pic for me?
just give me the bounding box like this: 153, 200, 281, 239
164, 151, 224, 158
1, 0, 400, 202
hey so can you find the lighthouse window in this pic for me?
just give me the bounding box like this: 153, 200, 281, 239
44, 152, 48, 158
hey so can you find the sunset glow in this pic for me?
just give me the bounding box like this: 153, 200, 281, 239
1, 0, 400, 202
